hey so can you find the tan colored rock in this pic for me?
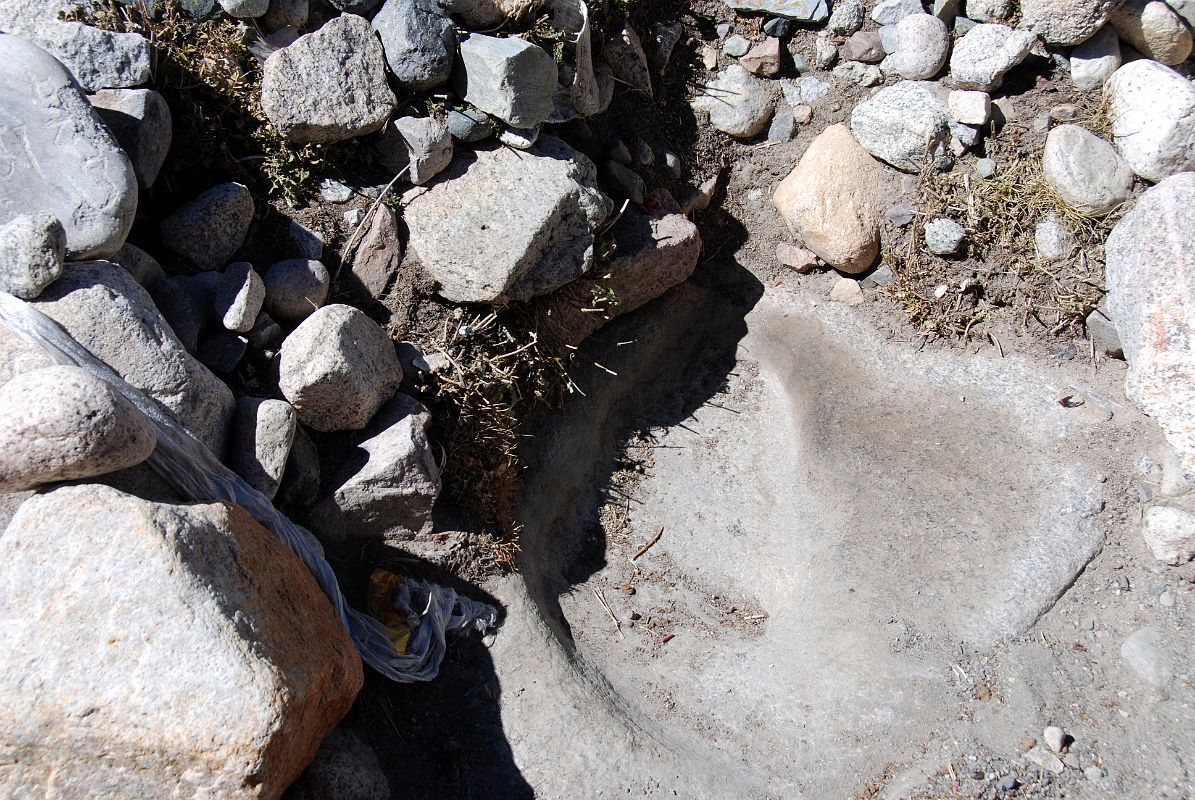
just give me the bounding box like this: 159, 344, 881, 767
773, 124, 884, 274
1110, 0, 1193, 64
830, 277, 865, 305
0, 484, 363, 799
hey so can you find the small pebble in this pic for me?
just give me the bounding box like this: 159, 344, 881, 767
830, 277, 864, 305
999, 775, 1019, 791
664, 150, 682, 177
885, 202, 916, 226
1050, 103, 1079, 122
763, 17, 793, 37
1160, 590, 1176, 607
715, 22, 732, 39
792, 104, 813, 124
342, 208, 365, 227
724, 34, 751, 57
776, 242, 819, 273
1032, 113, 1052, 133
1084, 766, 1105, 781
976, 158, 997, 178
1043, 725, 1066, 753
318, 178, 352, 203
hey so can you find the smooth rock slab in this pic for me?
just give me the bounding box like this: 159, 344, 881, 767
33, 261, 235, 456
455, 34, 558, 129
1105, 173, 1195, 476
0, 365, 156, 492
261, 15, 396, 145
308, 393, 440, 542
1141, 505, 1195, 564
159, 183, 253, 271
691, 64, 775, 138
0, 35, 137, 260
88, 88, 172, 188
774, 124, 884, 273
1020, 0, 1120, 44
372, 0, 455, 91
278, 304, 401, 432
0, 213, 64, 299
948, 23, 1037, 91
1070, 24, 1120, 89
0, 484, 363, 799
849, 80, 951, 171
1042, 124, 1134, 215
402, 137, 612, 303
723, 0, 828, 20
1106, 60, 1195, 182
230, 397, 297, 500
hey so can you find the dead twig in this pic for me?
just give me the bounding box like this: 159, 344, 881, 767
631, 526, 665, 561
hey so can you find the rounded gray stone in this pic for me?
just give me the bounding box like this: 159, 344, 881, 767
691, 64, 774, 138
1069, 24, 1120, 90
454, 34, 558, 129
1120, 627, 1173, 686
0, 365, 156, 492
278, 304, 402, 432
159, 183, 253, 271
0, 213, 64, 300
849, 80, 951, 172
1021, 0, 1120, 44
29, 21, 151, 91
0, 34, 137, 260
1034, 214, 1076, 262
261, 15, 396, 145
890, 13, 950, 79
88, 88, 173, 189
372, 0, 456, 91
924, 217, 966, 254
446, 107, 493, 142
230, 396, 297, 500
262, 258, 329, 323
1042, 124, 1134, 214
218, 0, 268, 16
1106, 59, 1195, 182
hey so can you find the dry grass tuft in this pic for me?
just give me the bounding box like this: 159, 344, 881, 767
887, 127, 1114, 342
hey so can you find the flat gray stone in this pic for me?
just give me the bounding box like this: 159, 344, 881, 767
33, 261, 235, 456
1105, 173, 1195, 476
229, 396, 296, 500
0, 213, 64, 300
948, 23, 1037, 91
159, 183, 253, 271
0, 365, 156, 492
0, 35, 137, 260
723, 0, 828, 20
377, 116, 453, 185
88, 88, 172, 188
278, 304, 401, 432
1106, 59, 1195, 182
871, 0, 925, 24
1042, 124, 1134, 214
402, 137, 612, 303
261, 14, 396, 145
455, 34, 558, 129
849, 80, 951, 171
372, 0, 456, 91
308, 393, 440, 542
0, 484, 362, 799
344, 205, 401, 301
20, 20, 150, 91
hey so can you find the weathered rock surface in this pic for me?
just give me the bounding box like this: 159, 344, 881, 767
18, 20, 150, 91
841, 30, 886, 61
261, 15, 396, 145
947, 89, 990, 124
308, 393, 440, 542
262, 259, 329, 323
889, 13, 950, 79
32, 262, 235, 456
402, 137, 611, 303
1141, 505, 1195, 564
871, 0, 925, 23
0, 213, 64, 300
159, 183, 253, 271
606, 23, 653, 94
550, 203, 702, 344
113, 242, 164, 287
377, 116, 453, 185
1110, 0, 1193, 64
1105, 60, 1195, 182
828, 0, 866, 32
0, 484, 363, 799
774, 124, 884, 273
965, 0, 1014, 20
924, 217, 966, 254
1105, 173, 1195, 476
1069, 24, 1121, 89
214, 261, 265, 334
1035, 214, 1076, 262
88, 88, 172, 188
0, 365, 156, 492
344, 205, 402, 302
691, 64, 775, 138
278, 304, 401, 432
219, 0, 269, 17
1020, 0, 1120, 44
372, 0, 455, 91
0, 35, 137, 260
723, 0, 829, 20
849, 80, 951, 171
1042, 124, 1134, 214
455, 34, 558, 129
948, 23, 1036, 91
230, 397, 297, 500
